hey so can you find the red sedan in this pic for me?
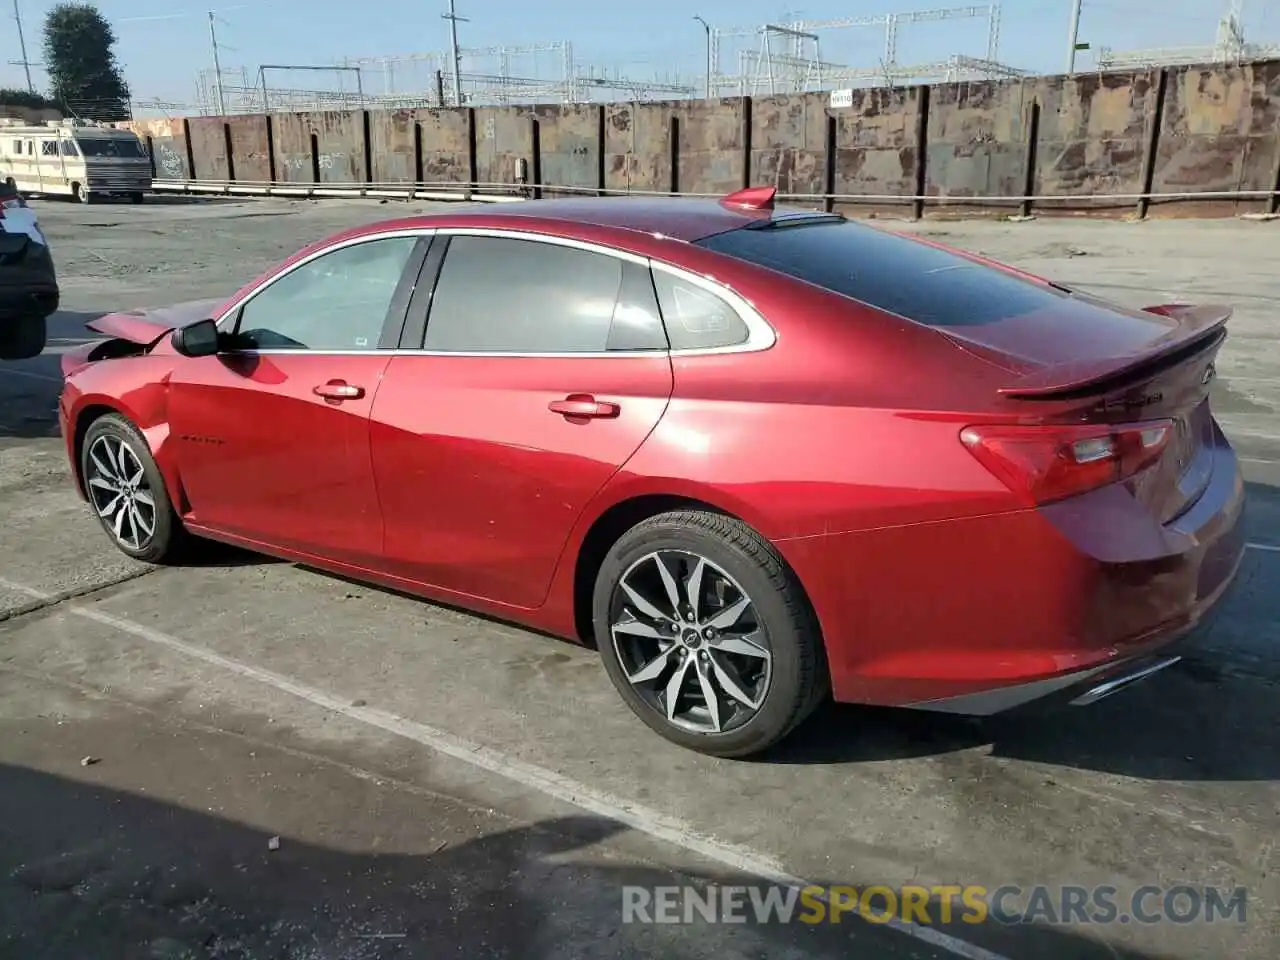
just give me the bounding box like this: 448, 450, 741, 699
58, 187, 1247, 757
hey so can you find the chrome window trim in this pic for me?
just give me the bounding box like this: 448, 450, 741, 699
214, 224, 777, 359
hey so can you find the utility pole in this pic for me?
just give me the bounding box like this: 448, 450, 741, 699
442, 0, 467, 108
1065, 0, 1083, 76
693, 15, 712, 100
208, 11, 226, 115
13, 0, 34, 93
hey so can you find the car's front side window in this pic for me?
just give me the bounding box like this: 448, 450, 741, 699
233, 236, 421, 351
423, 235, 667, 354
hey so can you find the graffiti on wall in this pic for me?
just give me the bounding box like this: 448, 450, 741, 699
155, 143, 184, 178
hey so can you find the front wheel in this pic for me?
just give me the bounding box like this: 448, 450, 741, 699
0, 313, 46, 360
80, 413, 191, 563
593, 510, 827, 758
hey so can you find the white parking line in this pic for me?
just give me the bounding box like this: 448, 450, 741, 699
0, 367, 59, 383
1246, 542, 1280, 553
0, 573, 1011, 960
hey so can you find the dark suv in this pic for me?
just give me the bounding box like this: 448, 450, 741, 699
0, 182, 57, 360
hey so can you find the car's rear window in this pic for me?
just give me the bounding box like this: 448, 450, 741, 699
694, 219, 1070, 327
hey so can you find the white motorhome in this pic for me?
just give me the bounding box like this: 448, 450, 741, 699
0, 118, 152, 204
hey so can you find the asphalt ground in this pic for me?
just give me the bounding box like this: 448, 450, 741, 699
1, 195, 1277, 960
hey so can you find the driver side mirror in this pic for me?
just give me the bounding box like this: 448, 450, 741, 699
171, 318, 221, 357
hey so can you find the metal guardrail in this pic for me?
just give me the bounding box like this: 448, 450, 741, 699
150, 178, 529, 202
149, 178, 1280, 207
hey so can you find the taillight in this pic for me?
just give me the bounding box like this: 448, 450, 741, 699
960, 419, 1173, 506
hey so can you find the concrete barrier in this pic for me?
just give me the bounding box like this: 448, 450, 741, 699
128, 57, 1280, 219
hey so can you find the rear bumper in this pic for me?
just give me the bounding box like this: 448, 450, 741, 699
778, 419, 1248, 713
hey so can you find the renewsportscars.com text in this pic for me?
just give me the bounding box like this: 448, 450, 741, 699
621, 884, 1248, 927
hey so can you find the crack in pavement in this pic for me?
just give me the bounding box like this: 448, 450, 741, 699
0, 567, 160, 625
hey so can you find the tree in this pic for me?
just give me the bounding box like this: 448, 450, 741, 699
42, 3, 131, 121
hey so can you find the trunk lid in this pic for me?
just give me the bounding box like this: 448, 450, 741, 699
941, 297, 1229, 525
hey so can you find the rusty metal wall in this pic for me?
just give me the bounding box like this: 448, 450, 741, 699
752, 94, 821, 198
925, 80, 1031, 206
677, 98, 744, 194
186, 118, 228, 181
473, 106, 530, 190
1153, 59, 1280, 216
1032, 71, 1155, 213
535, 103, 598, 195
416, 108, 471, 185
270, 112, 314, 184
309, 111, 366, 183
604, 101, 671, 194
166, 57, 1280, 218
125, 118, 190, 179
832, 86, 921, 211
368, 109, 417, 183
227, 114, 270, 183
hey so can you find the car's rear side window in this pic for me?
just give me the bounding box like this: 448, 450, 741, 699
695, 220, 1069, 327
424, 235, 668, 353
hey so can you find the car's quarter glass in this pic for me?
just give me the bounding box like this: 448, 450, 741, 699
166, 233, 428, 563
369, 231, 675, 607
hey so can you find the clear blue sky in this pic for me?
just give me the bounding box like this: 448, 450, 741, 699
3, 0, 1274, 106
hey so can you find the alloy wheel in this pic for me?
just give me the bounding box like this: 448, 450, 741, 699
85, 434, 157, 551
609, 550, 773, 735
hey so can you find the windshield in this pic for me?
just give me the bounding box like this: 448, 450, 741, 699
74, 137, 146, 159
695, 218, 1072, 328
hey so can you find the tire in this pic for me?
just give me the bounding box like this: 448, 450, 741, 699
592, 509, 828, 758
130, 191, 145, 204
80, 412, 191, 564
72, 182, 91, 204
0, 313, 46, 360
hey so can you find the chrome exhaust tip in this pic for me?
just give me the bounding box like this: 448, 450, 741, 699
1068, 656, 1182, 707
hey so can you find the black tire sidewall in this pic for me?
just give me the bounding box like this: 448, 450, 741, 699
0, 314, 46, 360
593, 514, 810, 757
81, 413, 177, 563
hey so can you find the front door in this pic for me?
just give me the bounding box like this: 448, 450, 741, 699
369, 232, 675, 609
168, 232, 428, 564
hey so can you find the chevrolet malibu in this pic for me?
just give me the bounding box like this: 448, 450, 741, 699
58, 188, 1247, 757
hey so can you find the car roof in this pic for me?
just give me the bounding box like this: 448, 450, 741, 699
351, 195, 833, 246
460, 196, 777, 242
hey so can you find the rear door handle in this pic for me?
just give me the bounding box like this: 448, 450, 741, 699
548, 395, 620, 419
313, 380, 365, 400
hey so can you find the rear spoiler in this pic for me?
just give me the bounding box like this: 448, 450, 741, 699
997, 304, 1231, 400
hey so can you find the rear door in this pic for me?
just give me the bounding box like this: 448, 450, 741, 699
167, 231, 430, 564
368, 230, 675, 608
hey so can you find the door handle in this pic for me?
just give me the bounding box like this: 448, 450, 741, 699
548, 395, 620, 419
313, 380, 365, 400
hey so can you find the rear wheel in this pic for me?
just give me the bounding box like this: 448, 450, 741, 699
130, 191, 145, 204
593, 510, 827, 758
71, 182, 91, 204
81, 413, 191, 564
0, 313, 46, 360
